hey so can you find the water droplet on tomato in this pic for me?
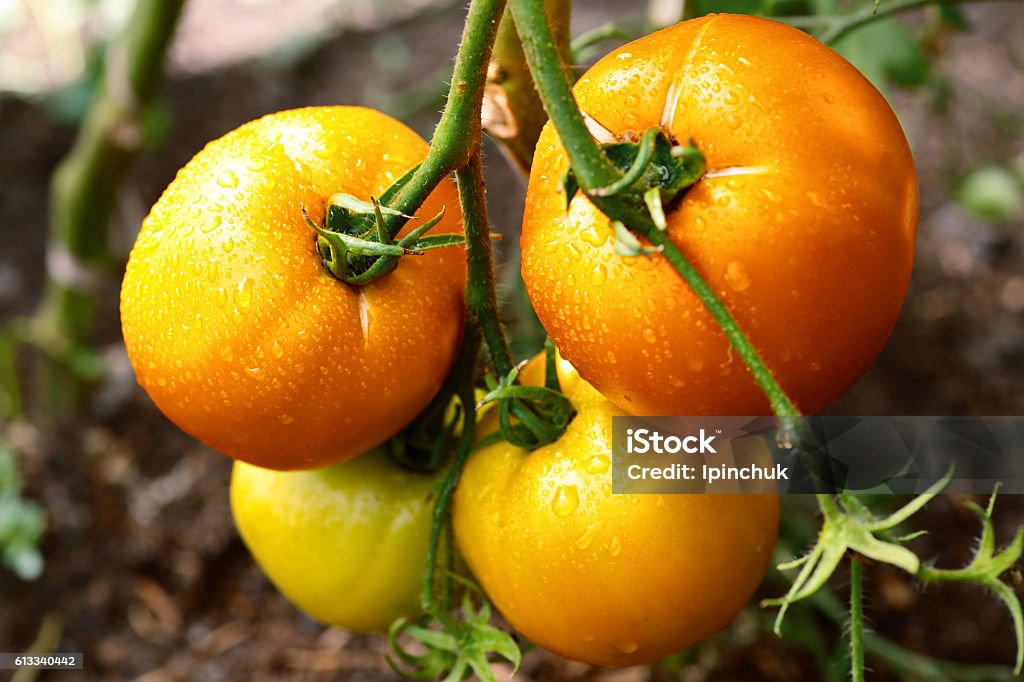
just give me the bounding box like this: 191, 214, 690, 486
616, 640, 638, 654
609, 536, 622, 557
575, 525, 597, 549
200, 215, 223, 234
216, 170, 239, 188
235, 277, 253, 308
724, 261, 751, 292
552, 485, 579, 516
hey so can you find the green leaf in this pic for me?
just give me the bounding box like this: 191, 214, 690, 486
833, 17, 930, 91
939, 5, 971, 31
693, 0, 760, 15
958, 166, 1024, 222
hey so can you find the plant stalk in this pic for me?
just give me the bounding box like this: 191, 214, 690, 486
485, 0, 572, 174
33, 0, 186, 415
457, 155, 515, 377
386, 0, 507, 236
850, 557, 866, 682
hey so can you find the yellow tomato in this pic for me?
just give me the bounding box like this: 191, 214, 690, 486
230, 448, 440, 633
453, 354, 779, 666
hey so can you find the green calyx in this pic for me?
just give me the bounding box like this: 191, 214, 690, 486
561, 125, 706, 232
477, 339, 576, 450
303, 165, 465, 287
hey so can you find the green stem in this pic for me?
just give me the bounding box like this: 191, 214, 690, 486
642, 228, 799, 416
33, 0, 186, 415
457, 155, 515, 377
850, 557, 865, 682
486, 1, 573, 174
511, 0, 799, 418
509, 0, 621, 190
782, 0, 1000, 45
421, 324, 481, 613
809, 588, 1019, 681
386, 0, 507, 236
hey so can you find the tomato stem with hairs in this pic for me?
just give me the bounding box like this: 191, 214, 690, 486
509, 0, 800, 419
850, 557, 866, 682
485, 1, 573, 175
456, 154, 515, 378
383, 0, 507, 237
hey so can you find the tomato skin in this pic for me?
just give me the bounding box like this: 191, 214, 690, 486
230, 449, 439, 633
452, 355, 779, 667
521, 15, 918, 416
120, 107, 465, 470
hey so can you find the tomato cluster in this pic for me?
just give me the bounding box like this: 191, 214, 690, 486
121, 13, 915, 670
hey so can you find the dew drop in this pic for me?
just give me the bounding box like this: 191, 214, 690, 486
609, 536, 622, 557
552, 485, 579, 516
220, 346, 234, 362
200, 215, 223, 234
616, 640, 639, 654
724, 261, 751, 292
642, 328, 657, 344
235, 277, 253, 308
279, 414, 295, 425
585, 455, 610, 474
271, 340, 284, 359
216, 288, 229, 309
575, 524, 598, 550
216, 170, 239, 189
222, 237, 235, 253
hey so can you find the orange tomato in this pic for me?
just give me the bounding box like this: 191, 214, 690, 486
121, 107, 465, 470
453, 354, 779, 667
521, 14, 918, 416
